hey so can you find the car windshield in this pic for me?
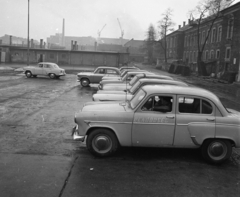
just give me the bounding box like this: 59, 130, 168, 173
52, 64, 59, 68
129, 81, 141, 94
120, 70, 127, 77
130, 89, 146, 109
129, 75, 141, 86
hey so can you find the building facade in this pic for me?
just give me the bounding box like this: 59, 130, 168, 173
163, 2, 240, 81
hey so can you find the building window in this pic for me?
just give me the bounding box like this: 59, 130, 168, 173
186, 51, 189, 61
61, 54, 66, 58
210, 50, 214, 59
189, 51, 192, 62
227, 16, 234, 39
225, 47, 231, 59
211, 28, 216, 43
205, 50, 209, 60
216, 49, 220, 59
49, 53, 54, 59
193, 51, 195, 62
217, 26, 222, 42
184, 36, 187, 47
202, 31, 205, 44
206, 29, 210, 44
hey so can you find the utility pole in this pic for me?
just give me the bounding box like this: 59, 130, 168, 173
27, 0, 30, 66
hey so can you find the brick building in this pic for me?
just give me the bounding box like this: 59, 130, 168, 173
163, 2, 240, 81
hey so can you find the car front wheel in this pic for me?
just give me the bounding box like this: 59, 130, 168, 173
81, 78, 90, 87
25, 71, 32, 78
87, 129, 119, 157
49, 73, 56, 79
201, 139, 232, 164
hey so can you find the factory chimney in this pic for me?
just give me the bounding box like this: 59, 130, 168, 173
62, 18, 65, 47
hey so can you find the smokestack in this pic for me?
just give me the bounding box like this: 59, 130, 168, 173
74, 41, 77, 51
62, 18, 65, 47
10, 35, 12, 45
40, 39, 43, 48
188, 19, 190, 24
0, 40, 2, 45
71, 40, 74, 50
179, 25, 181, 29
31, 39, 34, 48
183, 21, 186, 26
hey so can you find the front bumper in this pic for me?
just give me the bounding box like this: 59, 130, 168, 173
71, 125, 85, 142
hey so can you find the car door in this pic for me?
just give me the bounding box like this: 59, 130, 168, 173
43, 64, 51, 75
92, 68, 106, 83
34, 64, 43, 75
132, 94, 176, 147
174, 96, 216, 147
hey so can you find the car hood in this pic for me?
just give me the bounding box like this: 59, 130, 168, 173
226, 108, 240, 117
93, 93, 133, 101
82, 103, 127, 112
97, 90, 126, 94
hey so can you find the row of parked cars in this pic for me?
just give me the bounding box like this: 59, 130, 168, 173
73, 65, 240, 165
23, 63, 240, 164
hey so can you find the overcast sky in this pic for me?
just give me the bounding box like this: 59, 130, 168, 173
1, 0, 240, 42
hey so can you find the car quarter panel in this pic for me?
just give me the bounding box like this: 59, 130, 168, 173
215, 115, 240, 147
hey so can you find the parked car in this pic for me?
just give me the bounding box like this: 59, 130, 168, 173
99, 70, 153, 87
93, 79, 188, 101
23, 62, 66, 79
101, 68, 143, 81
98, 73, 173, 91
72, 85, 240, 164
77, 67, 121, 87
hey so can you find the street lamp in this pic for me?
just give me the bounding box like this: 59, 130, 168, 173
27, 0, 30, 66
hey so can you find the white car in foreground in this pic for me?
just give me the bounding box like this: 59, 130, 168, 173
72, 85, 240, 164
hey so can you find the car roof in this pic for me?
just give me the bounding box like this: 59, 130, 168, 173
96, 66, 119, 70
138, 78, 188, 86
38, 62, 57, 65
142, 85, 219, 101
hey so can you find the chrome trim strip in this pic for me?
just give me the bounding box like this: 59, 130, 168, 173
133, 123, 174, 125
216, 123, 240, 127
84, 120, 132, 124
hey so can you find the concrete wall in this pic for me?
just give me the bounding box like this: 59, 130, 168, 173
8, 48, 128, 67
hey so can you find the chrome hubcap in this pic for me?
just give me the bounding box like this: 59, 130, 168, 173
208, 142, 227, 160
82, 80, 89, 86
93, 135, 112, 153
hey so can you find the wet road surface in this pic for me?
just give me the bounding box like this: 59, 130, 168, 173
0, 68, 240, 197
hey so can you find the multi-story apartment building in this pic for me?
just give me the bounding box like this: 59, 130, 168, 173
163, 2, 240, 81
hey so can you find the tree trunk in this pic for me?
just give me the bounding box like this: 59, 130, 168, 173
197, 51, 207, 76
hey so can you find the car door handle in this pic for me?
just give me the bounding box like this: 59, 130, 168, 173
207, 118, 215, 121
166, 116, 175, 119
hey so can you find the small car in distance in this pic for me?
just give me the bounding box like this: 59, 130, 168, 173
77, 67, 121, 87
72, 85, 240, 164
23, 62, 66, 79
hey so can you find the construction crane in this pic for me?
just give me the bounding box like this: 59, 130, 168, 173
97, 24, 106, 39
117, 18, 124, 38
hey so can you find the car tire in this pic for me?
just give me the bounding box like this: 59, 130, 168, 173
81, 78, 90, 87
33, 75, 37, 78
25, 71, 32, 78
49, 73, 56, 79
87, 129, 119, 157
201, 139, 232, 164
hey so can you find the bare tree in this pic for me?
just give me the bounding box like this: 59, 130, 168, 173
158, 8, 175, 63
191, 0, 235, 76
145, 24, 157, 64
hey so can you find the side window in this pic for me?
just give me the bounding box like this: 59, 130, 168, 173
97, 69, 105, 74
142, 96, 172, 113
39, 64, 43, 68
106, 69, 117, 74
178, 97, 200, 114
202, 100, 213, 114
